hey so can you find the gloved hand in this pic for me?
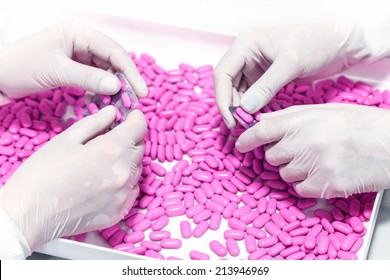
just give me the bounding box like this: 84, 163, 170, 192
235, 103, 390, 198
0, 106, 146, 253
214, 12, 390, 128
0, 20, 148, 105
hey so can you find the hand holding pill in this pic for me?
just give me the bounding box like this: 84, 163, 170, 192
214, 15, 390, 129
236, 103, 390, 198
0, 20, 147, 105
0, 106, 146, 251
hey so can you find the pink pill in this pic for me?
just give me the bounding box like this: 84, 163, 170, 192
221, 192, 240, 203
233, 205, 251, 218
253, 213, 271, 228
350, 237, 364, 253
172, 160, 189, 172
321, 218, 335, 234
301, 217, 320, 228
268, 242, 286, 257
246, 227, 266, 239
108, 230, 126, 247
341, 233, 357, 251
190, 250, 210, 260
335, 199, 349, 212
183, 193, 195, 208
271, 213, 288, 228
193, 209, 212, 224
337, 250, 358, 260
133, 219, 151, 232
0, 162, 12, 175
209, 212, 222, 230
289, 206, 307, 220
151, 215, 169, 231
257, 197, 268, 213
182, 163, 199, 176
266, 198, 277, 214
141, 240, 162, 252
286, 251, 306, 260
124, 231, 145, 244
329, 234, 341, 250
211, 194, 230, 206
186, 204, 205, 218
248, 248, 267, 260
205, 201, 224, 213
210, 240, 227, 257
166, 204, 186, 217
223, 229, 245, 240
228, 218, 247, 231
363, 203, 373, 219
200, 183, 214, 198
213, 171, 233, 181
193, 221, 209, 237
0, 146, 15, 156
241, 193, 257, 208
149, 231, 171, 241
240, 211, 259, 224
226, 238, 240, 257
349, 216, 364, 233
192, 170, 213, 182
332, 221, 353, 234
101, 224, 120, 240
289, 227, 309, 237
317, 236, 330, 255
194, 189, 208, 204
297, 198, 317, 209
258, 236, 278, 248
114, 243, 135, 252
264, 221, 281, 236
349, 199, 361, 217
280, 208, 297, 223
145, 207, 165, 221
150, 162, 166, 176
223, 202, 238, 219
279, 245, 300, 258
332, 207, 345, 221
277, 231, 293, 246
242, 235, 257, 253
161, 238, 182, 249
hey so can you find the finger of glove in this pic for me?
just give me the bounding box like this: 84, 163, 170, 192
214, 46, 246, 128
72, 24, 147, 97
62, 105, 116, 144
241, 57, 299, 113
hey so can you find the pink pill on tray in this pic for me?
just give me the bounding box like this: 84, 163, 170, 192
87, 72, 138, 128
229, 106, 259, 128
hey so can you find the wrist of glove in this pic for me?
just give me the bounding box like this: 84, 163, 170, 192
0, 106, 145, 251
236, 103, 390, 199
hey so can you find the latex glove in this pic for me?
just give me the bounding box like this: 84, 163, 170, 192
214, 11, 390, 128
235, 103, 390, 199
0, 20, 148, 105
0, 105, 146, 254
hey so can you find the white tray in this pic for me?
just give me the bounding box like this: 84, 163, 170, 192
2, 2, 385, 260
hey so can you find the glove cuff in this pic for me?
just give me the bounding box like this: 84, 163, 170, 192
0, 206, 32, 259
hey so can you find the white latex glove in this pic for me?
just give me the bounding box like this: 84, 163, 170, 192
0, 20, 148, 105
235, 103, 390, 199
214, 10, 390, 128
0, 106, 146, 255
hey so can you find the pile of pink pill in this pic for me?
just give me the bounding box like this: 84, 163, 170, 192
0, 52, 380, 260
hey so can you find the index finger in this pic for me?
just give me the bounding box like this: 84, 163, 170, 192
214, 46, 246, 128
71, 21, 148, 98
105, 109, 147, 150
236, 111, 294, 153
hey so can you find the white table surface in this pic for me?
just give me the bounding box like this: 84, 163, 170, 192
1, 0, 390, 260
